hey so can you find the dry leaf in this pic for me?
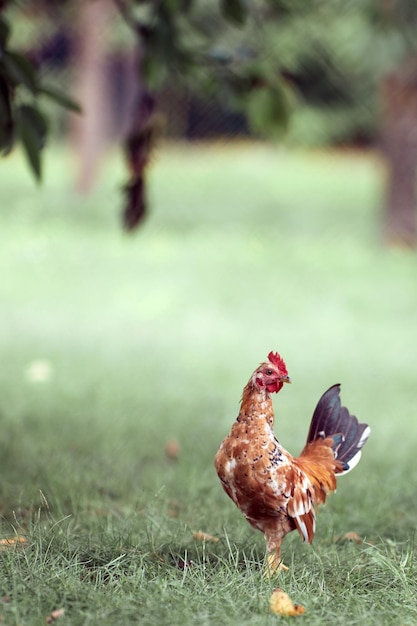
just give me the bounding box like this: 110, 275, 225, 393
165, 440, 180, 460
335, 531, 362, 544
192, 530, 220, 543
167, 498, 181, 518
270, 588, 305, 616
45, 608, 65, 624
0, 536, 28, 551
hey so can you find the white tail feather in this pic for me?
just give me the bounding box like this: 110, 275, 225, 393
339, 449, 362, 475
358, 426, 371, 448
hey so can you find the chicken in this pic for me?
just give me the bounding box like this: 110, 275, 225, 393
214, 351, 370, 575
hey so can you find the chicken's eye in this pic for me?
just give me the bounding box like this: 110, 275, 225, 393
266, 369, 273, 375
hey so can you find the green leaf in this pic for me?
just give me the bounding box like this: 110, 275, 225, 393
141, 53, 168, 89
165, 0, 194, 12
179, 0, 194, 11
17, 104, 48, 182
39, 85, 82, 113
20, 104, 48, 147
246, 83, 292, 139
220, 0, 248, 25
0, 75, 14, 155
0, 18, 10, 50
3, 51, 38, 94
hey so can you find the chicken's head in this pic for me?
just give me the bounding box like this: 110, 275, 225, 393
252, 351, 291, 394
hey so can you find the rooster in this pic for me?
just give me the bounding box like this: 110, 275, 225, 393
214, 351, 370, 575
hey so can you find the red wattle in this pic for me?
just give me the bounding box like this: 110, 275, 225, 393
266, 381, 283, 393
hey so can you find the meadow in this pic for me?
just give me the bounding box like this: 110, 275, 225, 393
0, 142, 416, 625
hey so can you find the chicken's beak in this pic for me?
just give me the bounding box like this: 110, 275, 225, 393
281, 375, 291, 384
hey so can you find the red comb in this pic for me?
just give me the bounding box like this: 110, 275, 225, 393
268, 351, 288, 374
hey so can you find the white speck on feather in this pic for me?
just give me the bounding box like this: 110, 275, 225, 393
295, 516, 309, 542
225, 459, 237, 473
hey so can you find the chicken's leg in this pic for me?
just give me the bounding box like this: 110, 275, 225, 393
264, 539, 289, 577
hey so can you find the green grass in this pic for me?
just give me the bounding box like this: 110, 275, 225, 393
0, 142, 416, 625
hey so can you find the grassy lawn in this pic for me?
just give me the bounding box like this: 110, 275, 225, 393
0, 142, 416, 625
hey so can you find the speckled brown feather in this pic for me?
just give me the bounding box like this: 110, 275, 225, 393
214, 360, 369, 572
215, 378, 340, 548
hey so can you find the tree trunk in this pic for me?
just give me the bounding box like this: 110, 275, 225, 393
69, 0, 113, 194
380, 56, 417, 248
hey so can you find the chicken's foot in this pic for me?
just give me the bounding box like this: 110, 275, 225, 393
263, 551, 289, 577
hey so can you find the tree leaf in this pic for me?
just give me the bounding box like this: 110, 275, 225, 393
165, 0, 194, 12
123, 177, 147, 231
141, 53, 168, 89
19, 129, 41, 181
220, 0, 248, 25
179, 0, 194, 11
20, 104, 48, 147
3, 51, 38, 94
38, 85, 82, 113
0, 18, 10, 50
246, 83, 292, 139
0, 75, 14, 155
17, 104, 48, 182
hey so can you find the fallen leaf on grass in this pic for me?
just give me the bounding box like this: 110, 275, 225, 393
335, 531, 362, 544
0, 536, 28, 551
45, 608, 65, 624
165, 440, 180, 460
192, 531, 219, 543
269, 588, 305, 616
167, 498, 181, 518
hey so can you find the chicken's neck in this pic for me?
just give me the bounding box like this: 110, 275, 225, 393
237, 381, 275, 428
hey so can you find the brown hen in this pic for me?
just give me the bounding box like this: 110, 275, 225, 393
215, 351, 370, 575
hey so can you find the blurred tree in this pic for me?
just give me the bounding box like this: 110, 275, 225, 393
217, 0, 417, 246
377, 1, 417, 247
1, 0, 417, 245
381, 57, 417, 247
69, 0, 113, 194
114, 0, 294, 229
0, 0, 80, 182
115, 0, 417, 243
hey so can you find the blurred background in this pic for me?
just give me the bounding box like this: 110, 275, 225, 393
0, 0, 416, 520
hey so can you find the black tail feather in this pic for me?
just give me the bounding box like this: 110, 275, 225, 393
307, 384, 370, 473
